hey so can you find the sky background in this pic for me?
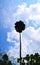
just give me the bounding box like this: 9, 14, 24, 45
0, 0, 40, 58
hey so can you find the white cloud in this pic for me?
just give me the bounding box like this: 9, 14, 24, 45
1, 2, 40, 29
7, 30, 19, 43
22, 26, 40, 55
7, 46, 19, 58
25, 26, 40, 42
9, 2, 40, 30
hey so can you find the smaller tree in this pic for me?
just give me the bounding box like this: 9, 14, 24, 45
2, 54, 12, 65
2, 54, 8, 62
34, 53, 39, 63
2, 54, 8, 65
0, 52, 13, 65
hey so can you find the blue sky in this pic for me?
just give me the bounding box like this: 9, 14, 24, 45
0, 0, 40, 58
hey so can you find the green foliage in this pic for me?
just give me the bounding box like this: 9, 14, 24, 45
17, 53, 40, 65
0, 50, 40, 65
2, 54, 8, 61
0, 53, 12, 65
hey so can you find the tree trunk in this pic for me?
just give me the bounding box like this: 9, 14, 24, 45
20, 33, 21, 65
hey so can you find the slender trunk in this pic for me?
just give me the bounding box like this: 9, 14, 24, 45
20, 33, 21, 65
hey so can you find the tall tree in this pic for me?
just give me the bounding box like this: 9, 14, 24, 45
15, 20, 25, 65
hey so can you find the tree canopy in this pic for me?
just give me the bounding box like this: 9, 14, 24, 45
15, 20, 25, 33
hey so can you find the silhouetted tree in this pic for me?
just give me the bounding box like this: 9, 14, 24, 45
15, 20, 25, 65
23, 53, 40, 65
25, 54, 30, 65
8, 61, 12, 65
34, 53, 39, 65
30, 54, 34, 65
2, 54, 8, 62
0, 49, 14, 65
38, 56, 40, 65
0, 53, 12, 65
2, 54, 8, 65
